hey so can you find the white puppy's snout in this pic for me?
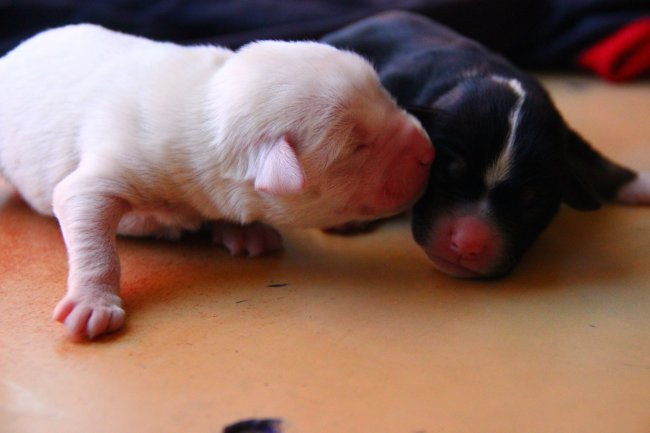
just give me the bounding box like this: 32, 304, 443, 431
396, 121, 435, 168
417, 144, 435, 167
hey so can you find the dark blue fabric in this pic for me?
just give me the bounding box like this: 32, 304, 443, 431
518, 0, 650, 67
0, 0, 648, 68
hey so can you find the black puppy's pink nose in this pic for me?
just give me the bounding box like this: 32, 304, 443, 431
449, 216, 493, 261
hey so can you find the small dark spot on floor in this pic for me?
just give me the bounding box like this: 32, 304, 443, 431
223, 418, 283, 433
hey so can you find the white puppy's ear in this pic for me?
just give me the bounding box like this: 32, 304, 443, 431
254, 136, 305, 195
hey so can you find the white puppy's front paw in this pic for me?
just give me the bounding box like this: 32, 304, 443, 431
52, 291, 125, 340
211, 221, 283, 257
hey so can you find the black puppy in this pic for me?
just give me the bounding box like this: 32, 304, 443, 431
323, 10, 650, 278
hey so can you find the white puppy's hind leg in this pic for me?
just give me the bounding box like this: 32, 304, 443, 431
210, 221, 283, 257
51, 172, 129, 340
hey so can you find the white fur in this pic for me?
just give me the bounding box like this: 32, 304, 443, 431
0, 25, 432, 339
484, 76, 526, 188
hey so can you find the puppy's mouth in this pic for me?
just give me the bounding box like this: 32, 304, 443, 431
425, 252, 485, 279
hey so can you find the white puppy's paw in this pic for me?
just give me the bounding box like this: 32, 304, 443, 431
52, 291, 125, 340
211, 221, 283, 257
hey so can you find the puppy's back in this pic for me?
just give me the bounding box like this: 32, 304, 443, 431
0, 24, 231, 214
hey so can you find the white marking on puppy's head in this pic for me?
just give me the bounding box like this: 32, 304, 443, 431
484, 76, 526, 188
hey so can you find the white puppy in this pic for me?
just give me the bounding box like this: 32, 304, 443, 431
0, 25, 434, 339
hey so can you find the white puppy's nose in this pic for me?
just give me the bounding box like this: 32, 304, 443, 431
418, 144, 435, 166
397, 121, 435, 168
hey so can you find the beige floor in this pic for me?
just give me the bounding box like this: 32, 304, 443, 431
1, 75, 649, 433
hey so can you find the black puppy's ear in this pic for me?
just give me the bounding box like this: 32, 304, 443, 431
562, 128, 636, 210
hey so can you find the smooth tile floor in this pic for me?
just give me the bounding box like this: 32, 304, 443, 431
1, 75, 649, 433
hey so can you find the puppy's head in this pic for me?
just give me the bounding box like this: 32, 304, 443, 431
214, 40, 434, 228
411, 75, 601, 278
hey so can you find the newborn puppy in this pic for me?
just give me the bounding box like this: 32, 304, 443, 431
0, 24, 433, 339
323, 11, 650, 278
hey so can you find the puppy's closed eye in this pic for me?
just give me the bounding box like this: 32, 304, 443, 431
447, 158, 467, 180
353, 143, 370, 153
435, 152, 467, 183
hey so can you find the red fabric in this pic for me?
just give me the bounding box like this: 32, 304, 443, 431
577, 16, 650, 82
